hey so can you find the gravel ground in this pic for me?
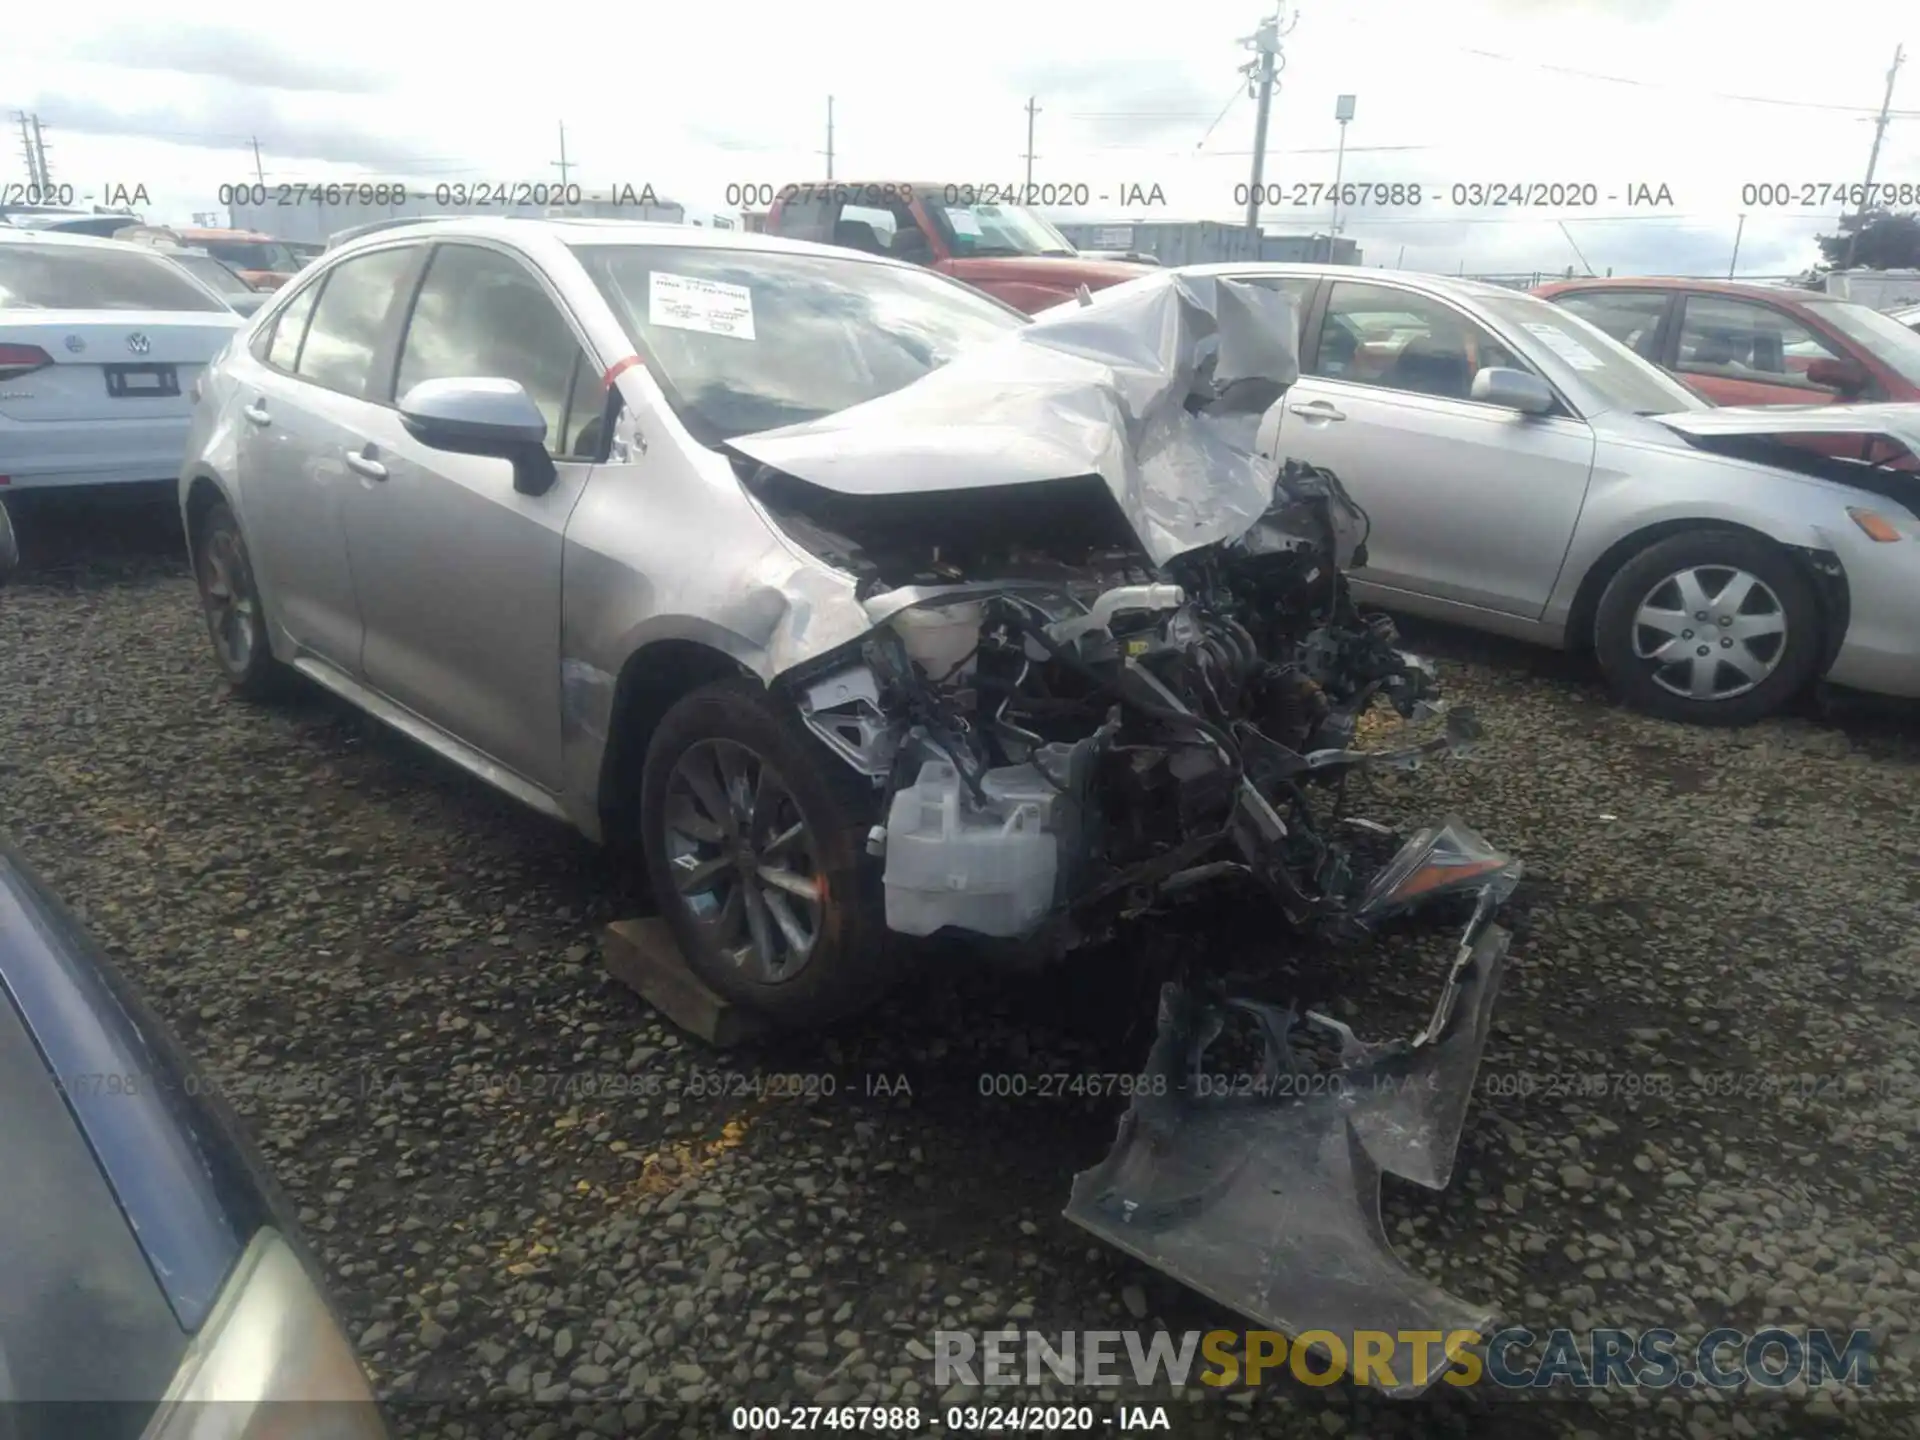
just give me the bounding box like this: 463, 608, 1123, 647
6, 490, 1920, 1439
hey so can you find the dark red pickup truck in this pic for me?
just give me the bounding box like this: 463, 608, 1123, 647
764, 182, 1150, 314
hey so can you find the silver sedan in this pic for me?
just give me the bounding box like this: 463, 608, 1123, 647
1062, 264, 1920, 725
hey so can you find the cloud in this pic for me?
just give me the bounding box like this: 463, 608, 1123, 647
26, 92, 468, 174
66, 24, 396, 93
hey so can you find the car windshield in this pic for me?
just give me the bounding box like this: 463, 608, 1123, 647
1488, 291, 1706, 415
927, 200, 1077, 258
1802, 299, 1920, 384
574, 243, 1028, 445
0, 242, 231, 312
200, 240, 296, 272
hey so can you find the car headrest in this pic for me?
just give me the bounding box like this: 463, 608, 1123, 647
833, 218, 886, 253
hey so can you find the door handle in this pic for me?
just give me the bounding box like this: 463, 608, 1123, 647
1289, 400, 1346, 421
344, 446, 388, 482
242, 402, 271, 426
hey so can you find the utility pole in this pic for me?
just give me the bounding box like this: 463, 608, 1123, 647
552, 122, 571, 187
14, 113, 43, 193
250, 137, 266, 185
1240, 6, 1291, 237
1326, 94, 1355, 261
1842, 44, 1905, 269
28, 114, 52, 191
825, 97, 834, 180
1728, 213, 1746, 278
1024, 97, 1041, 191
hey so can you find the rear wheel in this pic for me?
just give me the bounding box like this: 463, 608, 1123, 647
193, 499, 280, 699
639, 679, 892, 1028
1594, 529, 1820, 726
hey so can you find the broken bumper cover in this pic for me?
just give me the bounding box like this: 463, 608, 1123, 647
1065, 822, 1520, 1397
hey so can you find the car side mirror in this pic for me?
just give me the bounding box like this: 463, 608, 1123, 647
1805, 356, 1870, 396
1471, 366, 1556, 415
398, 377, 558, 496
0, 499, 17, 586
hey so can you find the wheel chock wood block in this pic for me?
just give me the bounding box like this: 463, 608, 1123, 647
601, 917, 768, 1048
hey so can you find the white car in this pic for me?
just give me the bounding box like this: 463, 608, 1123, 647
1896, 303, 1920, 335
0, 229, 244, 493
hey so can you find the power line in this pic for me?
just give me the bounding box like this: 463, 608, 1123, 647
1455, 46, 1920, 116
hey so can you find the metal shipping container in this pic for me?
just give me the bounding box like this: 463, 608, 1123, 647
1051, 220, 1360, 268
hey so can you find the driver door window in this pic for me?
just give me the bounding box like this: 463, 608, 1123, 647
394, 243, 601, 458
1676, 296, 1845, 394
1551, 290, 1669, 360
1311, 282, 1528, 403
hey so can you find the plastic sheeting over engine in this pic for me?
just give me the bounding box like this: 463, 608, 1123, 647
728, 273, 1302, 568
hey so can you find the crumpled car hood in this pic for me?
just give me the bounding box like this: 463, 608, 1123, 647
728, 272, 1301, 567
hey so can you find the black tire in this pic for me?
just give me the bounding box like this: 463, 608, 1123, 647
1594, 528, 1821, 727
192, 498, 281, 699
639, 678, 893, 1029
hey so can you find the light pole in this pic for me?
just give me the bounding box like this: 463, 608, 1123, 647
1327, 94, 1355, 263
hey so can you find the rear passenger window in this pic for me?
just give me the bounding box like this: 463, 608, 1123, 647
294, 247, 416, 399
263, 283, 320, 371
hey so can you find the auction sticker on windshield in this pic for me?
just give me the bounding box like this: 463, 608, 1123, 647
944, 208, 985, 236
1521, 320, 1604, 371
649, 272, 756, 340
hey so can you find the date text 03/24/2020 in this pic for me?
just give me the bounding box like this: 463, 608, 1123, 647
729, 1404, 1174, 1432
1232, 180, 1676, 208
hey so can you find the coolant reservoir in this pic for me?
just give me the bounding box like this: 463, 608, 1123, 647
882, 758, 1063, 938
891, 601, 985, 681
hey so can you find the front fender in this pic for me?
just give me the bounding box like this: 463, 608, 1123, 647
1543, 442, 1856, 635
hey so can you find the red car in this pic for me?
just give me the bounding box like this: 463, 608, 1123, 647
765, 182, 1150, 314
1533, 276, 1920, 407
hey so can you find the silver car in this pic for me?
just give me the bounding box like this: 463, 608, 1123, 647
1058, 263, 1920, 725
181, 218, 1536, 1371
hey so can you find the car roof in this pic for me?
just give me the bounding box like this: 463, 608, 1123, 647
1117, 261, 1537, 305
176, 227, 276, 242
325, 214, 930, 272
1535, 275, 1825, 305
0, 227, 190, 254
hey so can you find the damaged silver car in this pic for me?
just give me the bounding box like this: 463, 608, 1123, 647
180, 221, 1519, 1378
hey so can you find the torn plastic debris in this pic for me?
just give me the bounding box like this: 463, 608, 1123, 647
1064, 821, 1521, 1397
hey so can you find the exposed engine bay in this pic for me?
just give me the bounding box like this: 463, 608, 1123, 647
775, 456, 1483, 951
728, 272, 1524, 1391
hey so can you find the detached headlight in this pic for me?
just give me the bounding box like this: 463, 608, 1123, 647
144, 1229, 388, 1440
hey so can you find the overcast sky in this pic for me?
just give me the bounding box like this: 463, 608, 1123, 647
4, 0, 1916, 277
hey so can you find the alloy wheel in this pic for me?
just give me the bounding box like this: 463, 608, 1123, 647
1630, 565, 1787, 702
661, 738, 822, 983
200, 528, 259, 676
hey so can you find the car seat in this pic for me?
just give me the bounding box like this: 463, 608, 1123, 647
890, 224, 933, 264
1385, 337, 1474, 399
832, 218, 886, 254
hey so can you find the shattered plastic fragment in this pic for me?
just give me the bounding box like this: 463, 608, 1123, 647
1065, 926, 1510, 1398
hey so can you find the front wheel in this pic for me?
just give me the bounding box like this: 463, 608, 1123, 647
193, 499, 281, 699
1594, 529, 1821, 727
639, 679, 893, 1029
